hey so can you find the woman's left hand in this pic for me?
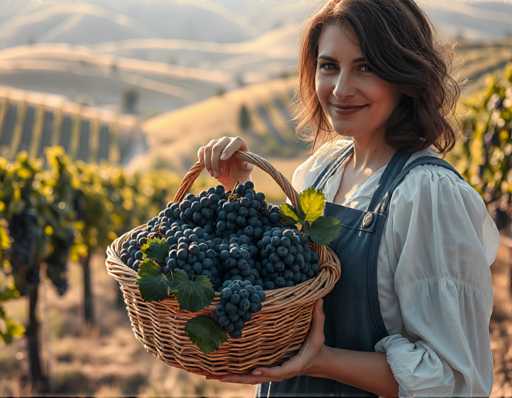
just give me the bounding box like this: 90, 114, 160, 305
208, 299, 327, 385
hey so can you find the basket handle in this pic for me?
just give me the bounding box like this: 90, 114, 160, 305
172, 150, 300, 207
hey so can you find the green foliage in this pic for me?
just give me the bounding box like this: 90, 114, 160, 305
169, 271, 214, 312
137, 266, 214, 312
137, 259, 171, 301
0, 218, 24, 344
0, 145, 184, 345
280, 203, 300, 224
298, 188, 325, 222
279, 188, 342, 245
141, 238, 170, 266
186, 315, 227, 354
309, 216, 342, 246
450, 63, 512, 229
0, 307, 24, 344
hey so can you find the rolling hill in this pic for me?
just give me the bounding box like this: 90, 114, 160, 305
0, 0, 510, 51
0, 0, 253, 49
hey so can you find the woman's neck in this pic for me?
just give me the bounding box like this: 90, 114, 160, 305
348, 133, 396, 175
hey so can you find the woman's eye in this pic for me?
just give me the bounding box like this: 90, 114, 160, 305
359, 63, 372, 73
318, 62, 336, 71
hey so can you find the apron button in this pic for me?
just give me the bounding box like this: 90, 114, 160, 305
362, 212, 374, 228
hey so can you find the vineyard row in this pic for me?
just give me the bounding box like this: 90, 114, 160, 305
0, 91, 148, 165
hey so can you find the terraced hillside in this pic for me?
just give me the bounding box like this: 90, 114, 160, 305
454, 39, 512, 94
0, 87, 147, 164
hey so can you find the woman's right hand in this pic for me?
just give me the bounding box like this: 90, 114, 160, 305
197, 136, 253, 191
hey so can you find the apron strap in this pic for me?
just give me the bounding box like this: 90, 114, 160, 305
376, 156, 464, 215
311, 142, 354, 191
366, 149, 414, 213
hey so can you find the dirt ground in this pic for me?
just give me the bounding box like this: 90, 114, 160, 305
1, 241, 512, 397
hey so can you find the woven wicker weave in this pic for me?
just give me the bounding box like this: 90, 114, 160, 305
105, 150, 342, 377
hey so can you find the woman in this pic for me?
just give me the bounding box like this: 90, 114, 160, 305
197, 0, 500, 396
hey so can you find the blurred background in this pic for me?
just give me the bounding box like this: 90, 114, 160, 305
0, 0, 511, 396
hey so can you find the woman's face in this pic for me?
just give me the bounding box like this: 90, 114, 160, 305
315, 23, 401, 140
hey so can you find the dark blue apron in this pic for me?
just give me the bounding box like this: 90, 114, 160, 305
256, 143, 463, 397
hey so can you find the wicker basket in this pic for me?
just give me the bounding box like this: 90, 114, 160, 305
105, 150, 342, 377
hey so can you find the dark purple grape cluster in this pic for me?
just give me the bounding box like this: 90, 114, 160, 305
164, 186, 226, 232
123, 180, 321, 292
122, 181, 321, 290
7, 210, 41, 294
213, 279, 265, 338
164, 223, 222, 290
119, 226, 156, 272
218, 234, 262, 286
215, 181, 282, 238
258, 227, 320, 290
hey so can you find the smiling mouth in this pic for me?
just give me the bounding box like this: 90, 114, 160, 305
332, 104, 368, 110
331, 104, 369, 114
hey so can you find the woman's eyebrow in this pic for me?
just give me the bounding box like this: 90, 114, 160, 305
317, 55, 366, 63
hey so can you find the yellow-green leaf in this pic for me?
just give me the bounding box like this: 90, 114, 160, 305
298, 188, 325, 222
279, 203, 301, 223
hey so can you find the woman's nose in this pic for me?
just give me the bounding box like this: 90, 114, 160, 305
332, 70, 355, 98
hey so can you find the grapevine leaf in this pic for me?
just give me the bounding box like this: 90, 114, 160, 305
279, 203, 301, 223
186, 315, 227, 354
309, 216, 342, 245
141, 238, 169, 266
0, 315, 25, 344
137, 259, 170, 301
170, 270, 214, 312
298, 188, 325, 223
0, 287, 19, 301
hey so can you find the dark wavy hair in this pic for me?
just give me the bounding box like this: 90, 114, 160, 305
293, 0, 461, 155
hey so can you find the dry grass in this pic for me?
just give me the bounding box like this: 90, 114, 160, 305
136, 77, 298, 173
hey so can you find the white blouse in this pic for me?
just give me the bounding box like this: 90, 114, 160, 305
290, 138, 500, 397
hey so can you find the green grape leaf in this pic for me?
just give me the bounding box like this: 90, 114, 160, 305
298, 188, 325, 223
141, 238, 169, 266
0, 305, 23, 345
0, 315, 25, 344
185, 315, 227, 354
169, 270, 214, 312
137, 259, 171, 301
309, 216, 342, 245
279, 203, 301, 223
0, 286, 19, 301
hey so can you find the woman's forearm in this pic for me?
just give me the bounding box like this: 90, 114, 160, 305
304, 346, 399, 397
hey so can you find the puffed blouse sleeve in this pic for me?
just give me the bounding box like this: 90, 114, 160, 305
374, 165, 500, 397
